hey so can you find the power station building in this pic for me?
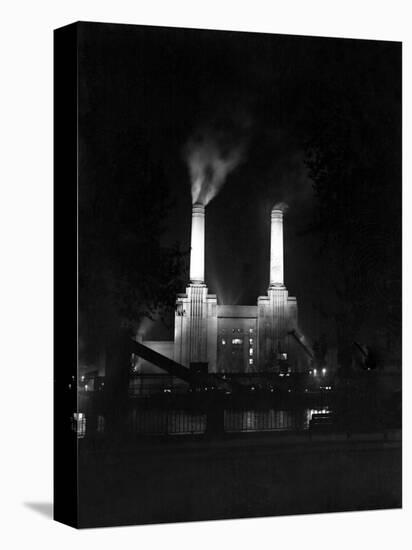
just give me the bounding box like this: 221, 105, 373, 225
141, 204, 308, 376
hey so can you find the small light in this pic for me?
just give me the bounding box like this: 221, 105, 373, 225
232, 338, 243, 345
84, 384, 88, 391
313, 369, 317, 376
322, 368, 326, 375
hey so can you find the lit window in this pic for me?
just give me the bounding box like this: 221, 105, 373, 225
232, 338, 243, 345
249, 338, 253, 345
249, 328, 254, 333
313, 368, 317, 375
249, 358, 253, 365
249, 348, 253, 356
221, 339, 226, 345
322, 368, 327, 375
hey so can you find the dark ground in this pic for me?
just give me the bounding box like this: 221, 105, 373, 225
78, 431, 401, 528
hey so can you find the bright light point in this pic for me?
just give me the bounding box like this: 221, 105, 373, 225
322, 368, 326, 375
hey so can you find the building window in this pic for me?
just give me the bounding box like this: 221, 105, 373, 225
232, 338, 243, 345
249, 338, 253, 345
249, 358, 254, 365
221, 339, 226, 345
249, 348, 253, 356
249, 328, 254, 333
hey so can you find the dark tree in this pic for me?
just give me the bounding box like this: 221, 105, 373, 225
78, 127, 187, 369
302, 40, 401, 369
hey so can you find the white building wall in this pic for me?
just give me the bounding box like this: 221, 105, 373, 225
174, 284, 217, 371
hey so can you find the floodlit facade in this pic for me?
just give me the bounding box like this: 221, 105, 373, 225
143, 204, 307, 374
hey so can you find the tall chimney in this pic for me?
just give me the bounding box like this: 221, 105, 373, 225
190, 203, 205, 284
270, 208, 284, 286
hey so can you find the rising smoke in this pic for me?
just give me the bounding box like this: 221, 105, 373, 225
272, 201, 289, 213
183, 113, 251, 206
268, 151, 314, 216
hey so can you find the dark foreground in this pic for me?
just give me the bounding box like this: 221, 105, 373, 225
77, 430, 401, 528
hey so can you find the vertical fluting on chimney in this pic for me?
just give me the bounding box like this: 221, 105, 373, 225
270, 208, 284, 287
189, 203, 205, 284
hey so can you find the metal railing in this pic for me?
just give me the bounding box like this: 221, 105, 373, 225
74, 408, 317, 438
129, 409, 207, 435
224, 409, 309, 432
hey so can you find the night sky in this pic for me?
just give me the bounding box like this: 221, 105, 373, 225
78, 22, 401, 348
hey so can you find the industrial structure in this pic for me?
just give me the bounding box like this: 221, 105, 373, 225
141, 203, 309, 376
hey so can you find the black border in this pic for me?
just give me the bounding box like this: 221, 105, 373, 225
53, 22, 79, 528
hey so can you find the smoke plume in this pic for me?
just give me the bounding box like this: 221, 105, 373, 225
183, 117, 250, 206
273, 201, 289, 213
